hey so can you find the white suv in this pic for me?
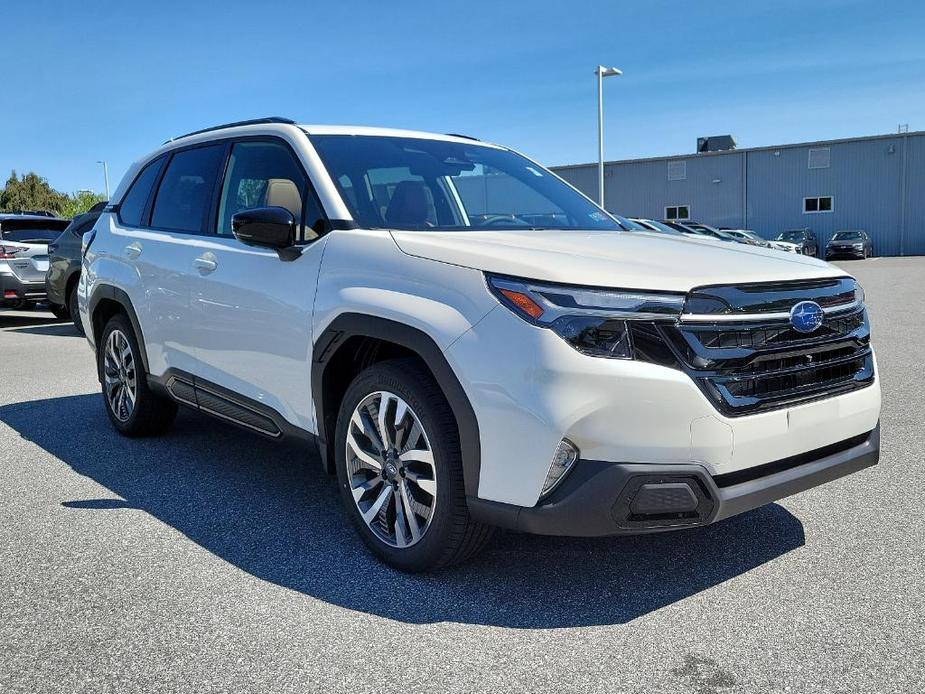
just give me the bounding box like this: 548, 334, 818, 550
80, 118, 881, 571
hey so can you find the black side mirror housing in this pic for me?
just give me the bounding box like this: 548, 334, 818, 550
232, 206, 296, 250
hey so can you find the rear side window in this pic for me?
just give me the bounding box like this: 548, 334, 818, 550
151, 145, 226, 233
119, 157, 165, 227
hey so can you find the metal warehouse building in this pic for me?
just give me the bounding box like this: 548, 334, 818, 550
551, 130, 925, 256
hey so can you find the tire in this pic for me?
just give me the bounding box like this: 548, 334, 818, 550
99, 313, 177, 437
334, 358, 494, 572
50, 304, 70, 320
67, 286, 84, 335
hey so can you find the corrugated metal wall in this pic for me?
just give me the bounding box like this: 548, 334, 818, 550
552, 132, 925, 256
905, 135, 925, 255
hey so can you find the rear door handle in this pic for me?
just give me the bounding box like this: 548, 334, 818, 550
193, 255, 218, 274
124, 242, 142, 259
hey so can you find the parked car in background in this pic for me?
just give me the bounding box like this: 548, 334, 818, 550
611, 215, 649, 231
825, 230, 872, 260
630, 218, 685, 235
0, 213, 71, 313
81, 119, 880, 571
721, 229, 770, 247
46, 201, 107, 333
775, 229, 818, 256
662, 221, 739, 242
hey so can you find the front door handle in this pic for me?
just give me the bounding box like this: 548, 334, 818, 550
193, 254, 218, 274
124, 242, 142, 259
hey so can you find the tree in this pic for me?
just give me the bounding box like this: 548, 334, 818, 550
0, 171, 70, 214
59, 190, 107, 218
0, 171, 105, 218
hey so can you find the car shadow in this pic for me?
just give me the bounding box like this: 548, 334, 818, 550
0, 312, 68, 329
9, 323, 81, 337
0, 394, 805, 628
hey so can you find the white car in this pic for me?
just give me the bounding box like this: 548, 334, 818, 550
769, 240, 803, 253
0, 213, 71, 312
80, 118, 881, 571
722, 229, 770, 247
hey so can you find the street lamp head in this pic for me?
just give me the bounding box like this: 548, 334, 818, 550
597, 66, 623, 77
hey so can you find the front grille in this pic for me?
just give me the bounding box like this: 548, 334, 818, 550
659, 280, 874, 416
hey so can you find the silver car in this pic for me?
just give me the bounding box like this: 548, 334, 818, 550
0, 213, 71, 310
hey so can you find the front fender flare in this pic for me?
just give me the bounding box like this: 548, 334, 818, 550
312, 313, 481, 497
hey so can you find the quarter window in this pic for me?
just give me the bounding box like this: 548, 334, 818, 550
804, 196, 833, 213
119, 156, 165, 227
665, 205, 690, 220
216, 140, 324, 241
151, 145, 226, 233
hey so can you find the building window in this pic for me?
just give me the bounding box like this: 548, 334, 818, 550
665, 205, 690, 220
804, 196, 834, 213
808, 147, 831, 169
667, 160, 687, 181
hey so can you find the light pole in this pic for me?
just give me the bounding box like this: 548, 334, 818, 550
596, 65, 622, 208
97, 160, 110, 200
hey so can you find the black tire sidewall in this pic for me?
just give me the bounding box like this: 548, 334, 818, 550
68, 286, 84, 335
334, 361, 466, 572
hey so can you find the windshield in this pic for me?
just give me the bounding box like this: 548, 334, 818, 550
309, 135, 621, 232
777, 230, 806, 241
832, 231, 862, 240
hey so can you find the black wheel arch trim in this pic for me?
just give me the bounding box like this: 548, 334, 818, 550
312, 313, 482, 497
88, 284, 150, 375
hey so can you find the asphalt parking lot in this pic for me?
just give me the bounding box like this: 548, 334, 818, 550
1, 257, 923, 694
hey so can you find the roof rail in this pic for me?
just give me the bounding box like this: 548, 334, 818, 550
164, 117, 297, 144
445, 133, 480, 141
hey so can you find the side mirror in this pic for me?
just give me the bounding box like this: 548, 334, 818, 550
232, 206, 296, 249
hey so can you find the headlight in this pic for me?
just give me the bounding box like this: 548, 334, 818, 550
486, 274, 684, 359
853, 243, 864, 249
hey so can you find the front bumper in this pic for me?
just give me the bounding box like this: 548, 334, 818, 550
0, 272, 47, 302
469, 425, 879, 536
826, 248, 866, 259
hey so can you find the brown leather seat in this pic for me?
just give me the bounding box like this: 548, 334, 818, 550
263, 178, 316, 240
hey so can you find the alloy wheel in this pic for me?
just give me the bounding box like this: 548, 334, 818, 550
345, 390, 437, 548
103, 329, 137, 422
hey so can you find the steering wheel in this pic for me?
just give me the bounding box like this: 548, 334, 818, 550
480, 215, 528, 227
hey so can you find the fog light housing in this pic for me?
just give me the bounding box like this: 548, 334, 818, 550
540, 439, 579, 498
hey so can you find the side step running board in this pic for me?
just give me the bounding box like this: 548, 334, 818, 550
165, 376, 282, 438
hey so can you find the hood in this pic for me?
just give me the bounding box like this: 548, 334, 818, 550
390, 229, 843, 292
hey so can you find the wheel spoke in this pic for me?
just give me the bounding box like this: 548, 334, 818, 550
400, 448, 434, 468
361, 484, 393, 523
399, 481, 422, 542
352, 408, 383, 452
351, 475, 382, 502
346, 430, 382, 471
377, 393, 394, 449
393, 491, 410, 547
404, 469, 436, 496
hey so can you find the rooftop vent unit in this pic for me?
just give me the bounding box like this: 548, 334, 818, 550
697, 135, 737, 153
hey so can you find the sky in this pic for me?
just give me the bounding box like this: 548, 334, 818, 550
2, 0, 924, 196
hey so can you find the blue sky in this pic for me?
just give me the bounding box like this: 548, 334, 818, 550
2, 0, 924, 195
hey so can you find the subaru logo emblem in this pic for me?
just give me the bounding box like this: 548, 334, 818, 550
790, 300, 824, 333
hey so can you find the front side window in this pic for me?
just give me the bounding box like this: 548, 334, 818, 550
119, 156, 165, 227
151, 145, 226, 233
309, 135, 620, 232
216, 140, 324, 240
